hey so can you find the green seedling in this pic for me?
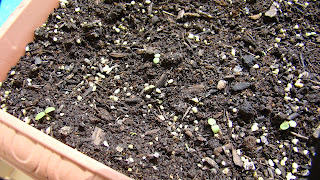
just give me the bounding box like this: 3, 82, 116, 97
208, 118, 220, 133
280, 120, 297, 130
45, 107, 56, 114
35, 107, 55, 121
208, 118, 216, 125
153, 53, 161, 64
153, 57, 160, 64
35, 112, 46, 120
211, 124, 220, 133
288, 120, 297, 127
280, 121, 290, 130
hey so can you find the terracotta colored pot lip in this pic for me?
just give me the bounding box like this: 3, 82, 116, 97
0, 0, 132, 179
0, 110, 132, 180
0, 0, 56, 82
0, 0, 29, 82
0, 0, 25, 34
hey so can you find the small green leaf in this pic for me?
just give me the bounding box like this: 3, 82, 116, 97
35, 112, 46, 121
185, 143, 189, 150
45, 107, 55, 114
280, 121, 290, 130
211, 125, 220, 133
208, 118, 216, 126
154, 53, 161, 58
153, 57, 160, 64
288, 120, 297, 128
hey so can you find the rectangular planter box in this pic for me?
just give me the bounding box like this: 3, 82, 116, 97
0, 0, 132, 179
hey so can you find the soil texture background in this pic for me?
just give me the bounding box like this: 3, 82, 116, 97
1, 0, 320, 179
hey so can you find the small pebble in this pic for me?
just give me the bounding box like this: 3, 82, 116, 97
222, 168, 229, 174
233, 65, 243, 73
232, 82, 251, 91
23, 117, 31, 124
280, 157, 287, 166
313, 126, 320, 138
286, 172, 296, 180
292, 139, 299, 145
275, 168, 282, 175
191, 97, 199, 103
191, 107, 198, 113
188, 33, 195, 39
265, 4, 278, 17
59, 126, 71, 136
260, 136, 268, 145
217, 80, 227, 90
204, 157, 219, 168
294, 79, 303, 88
279, 28, 286, 33
292, 162, 299, 169
252, 64, 259, 69
103, 141, 109, 147
128, 144, 134, 149
244, 136, 257, 150
251, 123, 259, 132
34, 57, 42, 65
301, 169, 310, 176
231, 48, 236, 56
185, 130, 193, 137
268, 159, 275, 167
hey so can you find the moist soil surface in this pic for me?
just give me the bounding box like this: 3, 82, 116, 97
1, 0, 320, 179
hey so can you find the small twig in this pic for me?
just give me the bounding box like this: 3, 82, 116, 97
307, 79, 320, 85
162, 10, 175, 17
181, 106, 191, 121
300, 54, 306, 70
290, 131, 309, 140
95, 82, 107, 91
197, 30, 212, 36
27, 84, 42, 89
295, 2, 307, 8
156, 105, 165, 118
241, 49, 256, 57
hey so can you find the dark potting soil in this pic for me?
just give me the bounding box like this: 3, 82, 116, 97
1, 0, 320, 179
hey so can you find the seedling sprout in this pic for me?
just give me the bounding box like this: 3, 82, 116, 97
280, 120, 297, 130
280, 121, 290, 130
288, 120, 297, 127
208, 118, 216, 126
153, 53, 161, 64
208, 118, 220, 133
211, 125, 220, 133
35, 112, 46, 121
35, 107, 55, 121
45, 107, 56, 114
